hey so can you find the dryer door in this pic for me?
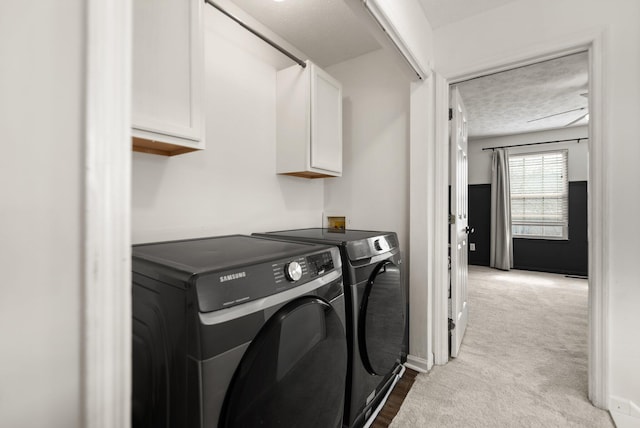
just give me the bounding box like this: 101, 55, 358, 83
221, 296, 347, 428
359, 260, 405, 376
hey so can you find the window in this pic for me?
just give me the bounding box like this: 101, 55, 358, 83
509, 149, 568, 239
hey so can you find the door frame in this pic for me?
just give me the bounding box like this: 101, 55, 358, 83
83, 0, 132, 426
432, 30, 609, 408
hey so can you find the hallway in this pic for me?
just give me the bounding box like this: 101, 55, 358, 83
391, 266, 613, 427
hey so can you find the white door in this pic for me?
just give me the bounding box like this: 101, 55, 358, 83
449, 86, 469, 358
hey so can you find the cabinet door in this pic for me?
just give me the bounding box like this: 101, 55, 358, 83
132, 0, 203, 147
310, 65, 342, 174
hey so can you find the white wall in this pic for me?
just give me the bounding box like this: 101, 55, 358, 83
468, 126, 589, 185
324, 49, 410, 258
433, 0, 640, 424
131, 7, 325, 244
0, 2, 84, 427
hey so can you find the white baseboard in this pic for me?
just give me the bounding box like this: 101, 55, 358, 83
610, 396, 640, 428
610, 411, 640, 428
406, 354, 431, 373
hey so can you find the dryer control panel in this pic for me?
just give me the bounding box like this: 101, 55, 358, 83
196, 249, 339, 313
271, 257, 308, 284
270, 251, 334, 284
307, 251, 335, 276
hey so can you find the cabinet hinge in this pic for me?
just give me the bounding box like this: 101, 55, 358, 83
449, 214, 456, 224
448, 108, 453, 121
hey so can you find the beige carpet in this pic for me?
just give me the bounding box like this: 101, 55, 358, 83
391, 266, 614, 427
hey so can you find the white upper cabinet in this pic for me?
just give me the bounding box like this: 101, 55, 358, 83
132, 0, 204, 156
277, 61, 342, 178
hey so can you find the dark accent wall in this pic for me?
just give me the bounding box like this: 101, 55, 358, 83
467, 181, 588, 276
468, 184, 491, 266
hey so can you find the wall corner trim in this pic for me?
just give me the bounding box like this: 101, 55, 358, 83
83, 0, 132, 426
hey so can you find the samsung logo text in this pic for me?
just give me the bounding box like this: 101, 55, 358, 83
220, 272, 247, 283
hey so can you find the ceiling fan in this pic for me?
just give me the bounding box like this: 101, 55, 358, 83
527, 92, 589, 126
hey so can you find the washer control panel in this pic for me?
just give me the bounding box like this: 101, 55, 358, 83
306, 251, 335, 276
197, 249, 338, 313
272, 257, 307, 284
271, 251, 335, 285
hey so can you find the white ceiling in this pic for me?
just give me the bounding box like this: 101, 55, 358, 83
231, 0, 380, 68
225, 0, 588, 139
417, 0, 520, 29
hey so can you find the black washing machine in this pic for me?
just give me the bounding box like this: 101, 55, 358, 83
253, 229, 407, 428
132, 234, 348, 428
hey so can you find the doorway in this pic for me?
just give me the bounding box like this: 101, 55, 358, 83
456, 51, 589, 277
434, 38, 608, 409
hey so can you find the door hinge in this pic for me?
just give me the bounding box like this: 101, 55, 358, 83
449, 214, 456, 224
448, 108, 453, 121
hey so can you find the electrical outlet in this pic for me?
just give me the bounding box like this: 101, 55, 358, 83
469, 243, 476, 251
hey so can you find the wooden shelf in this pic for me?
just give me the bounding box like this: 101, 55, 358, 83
132, 137, 201, 157
279, 171, 337, 179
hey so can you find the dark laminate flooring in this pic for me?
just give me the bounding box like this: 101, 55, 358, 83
371, 368, 419, 427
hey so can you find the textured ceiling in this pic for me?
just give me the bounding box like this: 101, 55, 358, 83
229, 0, 522, 67
231, 0, 380, 68
456, 52, 589, 139
417, 0, 519, 28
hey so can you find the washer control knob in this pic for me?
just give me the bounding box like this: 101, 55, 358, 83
284, 261, 303, 282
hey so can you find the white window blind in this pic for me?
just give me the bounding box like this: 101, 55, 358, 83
509, 149, 569, 239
